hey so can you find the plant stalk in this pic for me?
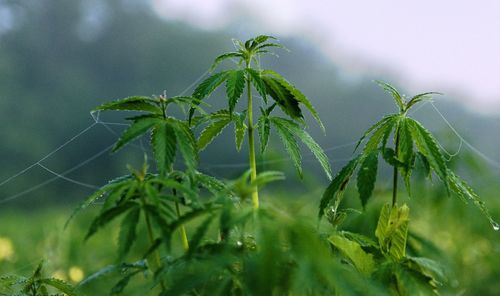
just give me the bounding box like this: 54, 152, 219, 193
392, 129, 401, 207
246, 72, 259, 209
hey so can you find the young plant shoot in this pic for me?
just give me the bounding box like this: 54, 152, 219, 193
191, 35, 332, 209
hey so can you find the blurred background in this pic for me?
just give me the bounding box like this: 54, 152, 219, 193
0, 0, 498, 294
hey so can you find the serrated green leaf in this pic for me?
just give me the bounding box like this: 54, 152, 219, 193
407, 118, 448, 190
375, 81, 404, 112
39, 278, 80, 296
210, 52, 242, 72
94, 96, 161, 114
354, 114, 398, 152
262, 75, 302, 119
234, 112, 246, 151
397, 118, 415, 195
197, 118, 231, 151
328, 233, 375, 275
246, 68, 267, 103
193, 71, 230, 99
395, 264, 439, 295
169, 118, 198, 171
405, 257, 446, 284
117, 207, 140, 262
406, 92, 442, 111
357, 150, 378, 208
226, 70, 245, 114
252, 170, 285, 188
271, 118, 302, 178
85, 202, 136, 240
151, 122, 176, 176
264, 70, 324, 131
447, 170, 496, 225
113, 117, 159, 152
363, 115, 398, 154
375, 203, 410, 260
195, 171, 227, 194
257, 116, 270, 153
318, 156, 360, 219
271, 117, 332, 179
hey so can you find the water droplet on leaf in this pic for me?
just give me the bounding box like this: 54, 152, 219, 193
491, 221, 499, 231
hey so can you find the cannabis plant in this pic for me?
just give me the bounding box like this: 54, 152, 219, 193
319, 81, 497, 294
191, 35, 332, 208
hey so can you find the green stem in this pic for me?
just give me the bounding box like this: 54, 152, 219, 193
141, 195, 166, 291
392, 129, 401, 207
175, 201, 190, 251
246, 70, 259, 209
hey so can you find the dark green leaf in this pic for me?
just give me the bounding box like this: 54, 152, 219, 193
271, 117, 332, 179
234, 112, 247, 151
113, 117, 159, 152
271, 118, 303, 178
39, 278, 80, 296
151, 122, 176, 176
193, 71, 230, 99
117, 207, 140, 261
169, 118, 198, 171
85, 202, 136, 240
246, 68, 267, 103
262, 75, 302, 119
375, 81, 404, 111
363, 115, 398, 154
226, 70, 245, 114
257, 116, 270, 153
318, 156, 360, 219
210, 52, 242, 72
354, 114, 398, 152
397, 118, 415, 195
406, 92, 442, 111
94, 96, 161, 114
357, 150, 378, 208
197, 118, 231, 151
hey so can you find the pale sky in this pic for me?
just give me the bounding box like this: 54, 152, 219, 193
152, 0, 500, 115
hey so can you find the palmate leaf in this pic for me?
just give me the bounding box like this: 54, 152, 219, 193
319, 156, 361, 219
113, 117, 159, 152
328, 233, 375, 275
168, 118, 198, 171
151, 121, 176, 176
375, 203, 410, 260
226, 70, 245, 114
264, 70, 325, 131
271, 118, 303, 178
257, 116, 270, 153
94, 96, 161, 114
270, 117, 332, 180
357, 150, 379, 208
197, 118, 232, 151
117, 207, 140, 262
246, 68, 267, 103
406, 118, 448, 190
447, 170, 497, 226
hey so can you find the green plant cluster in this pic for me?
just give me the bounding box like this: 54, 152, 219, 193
2, 35, 497, 296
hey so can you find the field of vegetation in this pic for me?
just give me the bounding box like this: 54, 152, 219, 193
1, 34, 498, 295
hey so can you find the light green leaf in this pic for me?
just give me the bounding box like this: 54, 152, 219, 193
169, 118, 198, 171
113, 117, 159, 152
357, 150, 378, 208
226, 70, 245, 114
117, 207, 140, 262
397, 118, 415, 195
363, 115, 398, 154
407, 118, 448, 190
318, 156, 360, 219
257, 116, 270, 153
193, 71, 230, 99
406, 92, 442, 111
252, 171, 285, 188
272, 118, 302, 178
234, 112, 247, 151
354, 114, 398, 152
210, 52, 242, 72
197, 118, 231, 151
94, 96, 161, 114
375, 203, 410, 260
328, 233, 375, 275
151, 122, 176, 176
271, 117, 332, 180
375, 80, 404, 112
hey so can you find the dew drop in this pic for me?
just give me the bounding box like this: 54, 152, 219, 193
491, 221, 499, 231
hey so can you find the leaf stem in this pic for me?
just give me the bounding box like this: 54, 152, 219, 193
246, 64, 259, 209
